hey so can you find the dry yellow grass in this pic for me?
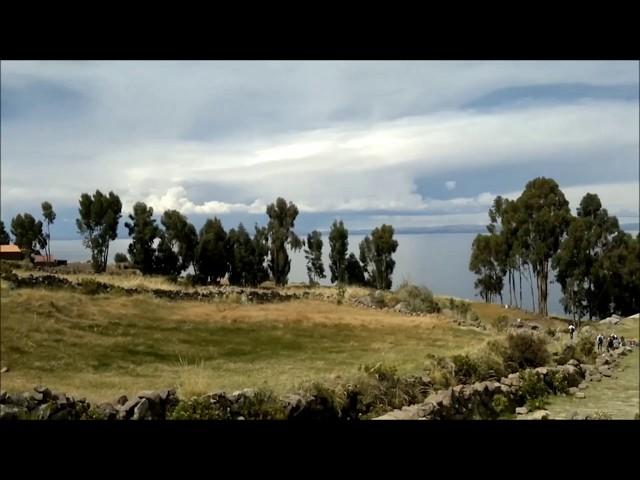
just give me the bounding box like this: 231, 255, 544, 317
0, 284, 489, 402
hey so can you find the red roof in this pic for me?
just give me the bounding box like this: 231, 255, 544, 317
33, 255, 56, 263
0, 245, 22, 253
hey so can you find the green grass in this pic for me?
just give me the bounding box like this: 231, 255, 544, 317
0, 284, 490, 402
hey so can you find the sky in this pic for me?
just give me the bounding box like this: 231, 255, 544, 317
1, 61, 638, 239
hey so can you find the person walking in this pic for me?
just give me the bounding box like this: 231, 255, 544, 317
569, 324, 576, 341
596, 334, 604, 352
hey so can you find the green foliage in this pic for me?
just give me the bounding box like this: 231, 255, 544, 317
359, 224, 398, 290
266, 198, 302, 286
76, 190, 123, 273
424, 354, 455, 389
0, 220, 11, 244
168, 397, 226, 420
345, 253, 367, 286
226, 223, 270, 287
452, 354, 480, 384
41, 201, 56, 261
491, 394, 511, 417
125, 202, 159, 275
195, 218, 229, 284
394, 282, 441, 313
79, 278, 102, 295
304, 230, 325, 285
543, 369, 569, 394
520, 370, 550, 409
114, 253, 129, 264
10, 213, 47, 252
328, 220, 349, 284
545, 327, 557, 338
159, 210, 199, 276
469, 233, 504, 303
336, 284, 346, 305
493, 315, 510, 333
501, 331, 551, 373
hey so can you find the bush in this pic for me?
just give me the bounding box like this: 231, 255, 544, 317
394, 282, 440, 314
368, 290, 386, 308
336, 284, 346, 305
556, 332, 596, 365
168, 396, 225, 420
232, 389, 287, 420
501, 331, 551, 373
424, 354, 455, 389
114, 253, 129, 265
544, 369, 569, 394
491, 394, 512, 418
519, 370, 550, 409
545, 327, 557, 338
452, 354, 481, 384
79, 277, 103, 295
493, 315, 510, 333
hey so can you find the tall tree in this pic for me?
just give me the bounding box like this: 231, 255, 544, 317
515, 177, 571, 316
328, 220, 349, 284
76, 190, 122, 273
345, 252, 366, 286
265, 198, 303, 286
304, 230, 325, 285
160, 209, 198, 275
41, 201, 56, 260
469, 233, 504, 303
0, 220, 11, 244
359, 224, 399, 290
124, 202, 159, 275
10, 213, 47, 253
553, 193, 621, 321
226, 223, 270, 287
195, 218, 228, 284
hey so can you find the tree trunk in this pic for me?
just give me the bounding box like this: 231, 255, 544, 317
518, 266, 523, 310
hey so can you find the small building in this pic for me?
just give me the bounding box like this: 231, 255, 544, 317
32, 254, 67, 267
0, 244, 24, 261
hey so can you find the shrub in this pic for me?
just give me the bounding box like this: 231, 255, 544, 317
519, 370, 551, 410
588, 410, 613, 420
545, 327, 557, 338
299, 382, 343, 420
544, 369, 569, 394
556, 333, 596, 365
114, 253, 129, 265
336, 284, 346, 305
502, 331, 551, 373
79, 277, 102, 295
491, 394, 512, 418
493, 315, 510, 333
424, 354, 455, 389
232, 389, 287, 420
394, 282, 440, 314
168, 396, 225, 420
452, 354, 481, 384
368, 290, 386, 308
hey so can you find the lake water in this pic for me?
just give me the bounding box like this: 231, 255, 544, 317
50, 234, 571, 315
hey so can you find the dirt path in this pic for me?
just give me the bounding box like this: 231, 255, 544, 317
545, 349, 639, 419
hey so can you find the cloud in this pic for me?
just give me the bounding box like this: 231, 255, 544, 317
1, 61, 638, 236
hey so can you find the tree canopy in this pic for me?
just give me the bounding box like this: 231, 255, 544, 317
11, 213, 47, 253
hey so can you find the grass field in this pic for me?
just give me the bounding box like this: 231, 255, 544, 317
0, 282, 491, 402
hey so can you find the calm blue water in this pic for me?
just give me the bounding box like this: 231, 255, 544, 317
50, 234, 571, 315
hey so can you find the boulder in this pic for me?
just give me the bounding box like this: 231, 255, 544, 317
566, 359, 580, 367
515, 407, 529, 415
393, 302, 409, 312
568, 387, 579, 395
534, 367, 548, 376
132, 398, 150, 420
97, 403, 118, 420
115, 395, 128, 406
0, 404, 25, 420
578, 383, 589, 390
529, 410, 550, 420
575, 392, 586, 399
598, 367, 613, 377
36, 402, 55, 420
0, 367, 8, 374
137, 390, 161, 403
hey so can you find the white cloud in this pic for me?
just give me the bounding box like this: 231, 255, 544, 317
445, 181, 456, 190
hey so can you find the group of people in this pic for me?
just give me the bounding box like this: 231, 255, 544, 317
596, 333, 626, 352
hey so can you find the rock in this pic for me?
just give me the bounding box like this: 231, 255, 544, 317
132, 398, 150, 420
529, 410, 550, 420
535, 367, 548, 375
578, 382, 588, 390
0, 404, 24, 420
515, 407, 529, 415
36, 403, 55, 420
598, 366, 613, 377
137, 391, 161, 403
568, 387, 579, 395
120, 398, 140, 419
590, 374, 603, 382
575, 392, 586, 399
566, 359, 580, 367
115, 395, 128, 406
0, 391, 6, 403
393, 302, 409, 312
97, 403, 118, 420
0, 367, 9, 373
29, 391, 44, 403
530, 323, 541, 331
